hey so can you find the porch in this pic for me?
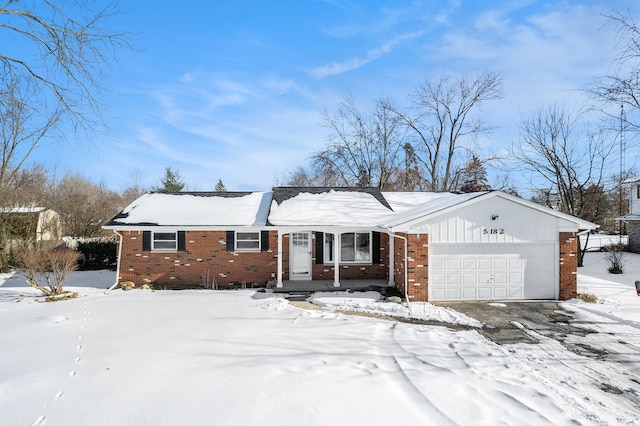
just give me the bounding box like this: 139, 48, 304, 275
273, 279, 392, 293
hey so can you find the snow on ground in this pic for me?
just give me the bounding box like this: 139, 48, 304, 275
1, 253, 639, 425
309, 291, 482, 327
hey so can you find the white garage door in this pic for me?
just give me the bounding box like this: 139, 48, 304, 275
429, 243, 557, 301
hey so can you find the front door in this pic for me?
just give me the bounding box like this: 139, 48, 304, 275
290, 232, 311, 280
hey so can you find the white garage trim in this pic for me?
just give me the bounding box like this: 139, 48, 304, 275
429, 243, 558, 301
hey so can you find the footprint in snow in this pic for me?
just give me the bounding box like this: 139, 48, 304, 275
54, 391, 64, 399
52, 316, 68, 324
32, 415, 45, 425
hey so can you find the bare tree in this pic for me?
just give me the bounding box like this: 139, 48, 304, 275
398, 71, 504, 191
48, 174, 121, 237
514, 103, 615, 265
315, 96, 408, 189
0, 1, 129, 132
590, 10, 640, 130
0, 79, 59, 199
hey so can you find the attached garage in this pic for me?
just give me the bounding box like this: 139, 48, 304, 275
385, 191, 598, 302
429, 243, 557, 301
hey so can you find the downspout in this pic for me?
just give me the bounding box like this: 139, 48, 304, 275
386, 230, 410, 314
106, 229, 124, 293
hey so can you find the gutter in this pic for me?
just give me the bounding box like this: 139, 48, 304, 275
106, 229, 124, 293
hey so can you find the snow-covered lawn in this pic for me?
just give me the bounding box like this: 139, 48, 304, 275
0, 252, 639, 425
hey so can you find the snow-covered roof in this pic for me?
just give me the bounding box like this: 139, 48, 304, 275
268, 189, 394, 227
382, 191, 464, 213
0, 206, 47, 214
103, 188, 597, 231
622, 176, 640, 184
383, 191, 487, 228
103, 192, 271, 228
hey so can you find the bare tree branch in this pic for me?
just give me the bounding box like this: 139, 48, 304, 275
401, 70, 504, 191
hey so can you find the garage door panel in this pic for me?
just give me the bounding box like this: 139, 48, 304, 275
509, 287, 523, 298
477, 287, 492, 299
447, 259, 461, 269
491, 272, 506, 284
478, 259, 492, 270
431, 288, 445, 300
431, 258, 446, 270
462, 258, 476, 270
447, 273, 461, 285
494, 257, 508, 269
431, 272, 445, 285
446, 288, 461, 300
462, 287, 477, 298
493, 287, 507, 299
429, 243, 557, 301
462, 273, 477, 285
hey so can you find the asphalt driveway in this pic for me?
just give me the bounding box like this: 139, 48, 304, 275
434, 301, 594, 345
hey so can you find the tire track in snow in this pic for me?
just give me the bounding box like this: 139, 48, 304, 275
513, 328, 640, 422
31, 297, 90, 426
378, 323, 456, 425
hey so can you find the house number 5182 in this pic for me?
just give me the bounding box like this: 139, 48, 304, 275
483, 228, 504, 234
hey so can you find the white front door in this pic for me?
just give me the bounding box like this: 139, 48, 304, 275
290, 232, 312, 280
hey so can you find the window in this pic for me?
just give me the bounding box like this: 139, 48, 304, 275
152, 232, 177, 251
324, 232, 371, 263
236, 231, 260, 251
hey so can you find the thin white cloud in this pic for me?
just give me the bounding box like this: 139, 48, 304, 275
310, 30, 425, 78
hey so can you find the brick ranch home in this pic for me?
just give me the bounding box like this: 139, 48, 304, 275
103, 187, 597, 302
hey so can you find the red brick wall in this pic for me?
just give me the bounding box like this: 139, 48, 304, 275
117, 230, 389, 287
392, 233, 407, 296
406, 233, 429, 302
117, 230, 277, 287
559, 231, 578, 300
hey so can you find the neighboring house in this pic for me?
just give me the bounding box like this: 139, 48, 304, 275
618, 176, 640, 253
103, 187, 597, 302
1, 207, 62, 242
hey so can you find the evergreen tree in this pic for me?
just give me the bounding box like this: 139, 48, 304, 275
459, 156, 491, 193
153, 167, 185, 193
215, 179, 227, 192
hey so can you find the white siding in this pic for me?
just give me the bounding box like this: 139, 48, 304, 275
425, 197, 561, 244
631, 184, 640, 215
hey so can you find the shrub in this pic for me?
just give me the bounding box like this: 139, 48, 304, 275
604, 244, 626, 274
15, 248, 81, 296
576, 293, 598, 303
76, 237, 117, 270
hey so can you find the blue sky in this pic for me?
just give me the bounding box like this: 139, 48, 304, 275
26, 0, 640, 192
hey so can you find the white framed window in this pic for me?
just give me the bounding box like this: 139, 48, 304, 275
324, 232, 371, 263
152, 232, 177, 251
236, 231, 261, 251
